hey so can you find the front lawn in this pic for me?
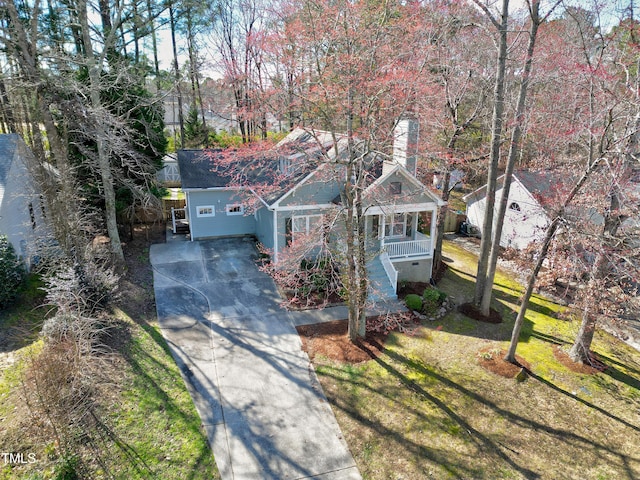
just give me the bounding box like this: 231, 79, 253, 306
311, 240, 640, 479
0, 226, 218, 479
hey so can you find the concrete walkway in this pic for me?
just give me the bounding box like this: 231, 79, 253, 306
150, 237, 362, 480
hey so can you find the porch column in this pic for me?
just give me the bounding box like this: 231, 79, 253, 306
430, 209, 437, 245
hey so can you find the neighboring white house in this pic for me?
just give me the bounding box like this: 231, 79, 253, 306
0, 134, 49, 267
463, 171, 560, 250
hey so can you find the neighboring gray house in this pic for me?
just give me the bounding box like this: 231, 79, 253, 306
177, 119, 445, 300
0, 134, 49, 267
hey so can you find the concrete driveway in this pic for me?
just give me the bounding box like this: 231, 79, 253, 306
150, 237, 361, 480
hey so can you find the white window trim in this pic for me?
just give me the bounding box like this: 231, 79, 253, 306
226, 204, 245, 216
291, 214, 323, 241
383, 212, 408, 238
196, 205, 215, 217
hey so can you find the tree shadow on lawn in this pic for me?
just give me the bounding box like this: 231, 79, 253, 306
591, 351, 640, 392
322, 344, 640, 479
117, 320, 215, 479
435, 266, 640, 395
441, 265, 560, 318
525, 367, 640, 431
322, 352, 541, 479
434, 266, 539, 342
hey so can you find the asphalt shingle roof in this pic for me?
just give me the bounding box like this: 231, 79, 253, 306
176, 129, 350, 204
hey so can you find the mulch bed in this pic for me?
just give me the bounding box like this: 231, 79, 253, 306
396, 265, 449, 301
286, 291, 344, 310
397, 282, 431, 299
477, 347, 531, 378
552, 345, 607, 374
296, 319, 387, 364
458, 302, 503, 324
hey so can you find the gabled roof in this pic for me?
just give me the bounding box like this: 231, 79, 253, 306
463, 170, 567, 212
177, 128, 350, 205
178, 128, 444, 209
177, 149, 229, 189
364, 163, 445, 206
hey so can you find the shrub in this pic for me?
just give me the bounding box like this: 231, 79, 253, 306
45, 261, 119, 315
41, 313, 103, 348
0, 235, 25, 308
422, 288, 440, 312
405, 294, 423, 311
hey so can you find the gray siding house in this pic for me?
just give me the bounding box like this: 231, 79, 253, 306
177, 119, 445, 300
0, 135, 49, 267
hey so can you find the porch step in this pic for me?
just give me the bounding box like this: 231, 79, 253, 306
174, 220, 190, 234
367, 257, 397, 303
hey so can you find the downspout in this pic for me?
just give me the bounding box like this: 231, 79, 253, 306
430, 208, 437, 280
187, 191, 194, 241
273, 209, 278, 263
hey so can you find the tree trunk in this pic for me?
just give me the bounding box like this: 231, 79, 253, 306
132, 0, 140, 63
433, 170, 451, 270
0, 76, 16, 133
480, 3, 540, 316
147, 0, 161, 90
505, 216, 558, 363
355, 170, 368, 338
78, 0, 125, 262
568, 303, 598, 364
169, 2, 185, 147
346, 160, 359, 342
505, 160, 599, 363
569, 249, 606, 363
474, 0, 509, 306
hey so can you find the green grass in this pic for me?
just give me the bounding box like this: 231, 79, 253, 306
162, 188, 186, 200
0, 274, 48, 341
0, 279, 218, 479
103, 310, 218, 479
314, 240, 640, 479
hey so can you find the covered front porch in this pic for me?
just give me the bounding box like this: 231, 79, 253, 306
367, 206, 437, 260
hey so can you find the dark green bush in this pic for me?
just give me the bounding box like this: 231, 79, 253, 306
423, 287, 447, 314
405, 294, 423, 311
0, 235, 25, 308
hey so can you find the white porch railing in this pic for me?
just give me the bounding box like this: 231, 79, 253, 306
382, 231, 432, 259
171, 207, 187, 234
379, 252, 398, 293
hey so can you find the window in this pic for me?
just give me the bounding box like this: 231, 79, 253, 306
39, 195, 47, 219
384, 213, 408, 238
371, 216, 380, 238
196, 205, 215, 217
279, 158, 291, 175
509, 202, 521, 212
226, 204, 244, 216
291, 214, 323, 241
389, 181, 402, 195
28, 203, 36, 230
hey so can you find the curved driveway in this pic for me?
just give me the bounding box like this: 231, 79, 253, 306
150, 237, 361, 480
